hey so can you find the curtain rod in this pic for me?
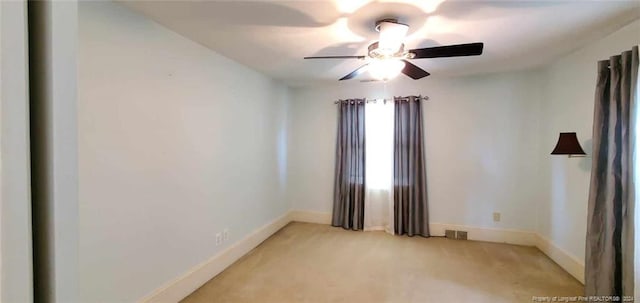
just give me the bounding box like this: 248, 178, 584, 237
333, 96, 429, 104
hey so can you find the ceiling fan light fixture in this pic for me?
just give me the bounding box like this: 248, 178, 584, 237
376, 20, 409, 56
369, 59, 405, 81
304, 18, 485, 82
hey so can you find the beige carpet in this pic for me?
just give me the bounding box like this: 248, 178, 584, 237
182, 222, 583, 303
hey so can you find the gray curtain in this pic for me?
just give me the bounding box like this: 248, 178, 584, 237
332, 99, 366, 230
393, 96, 429, 237
586, 46, 638, 300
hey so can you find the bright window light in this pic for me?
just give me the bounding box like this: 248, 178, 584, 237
365, 101, 394, 190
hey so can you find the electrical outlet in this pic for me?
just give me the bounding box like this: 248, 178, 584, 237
223, 228, 229, 241
215, 232, 222, 246
493, 212, 501, 222
456, 231, 468, 240
445, 230, 456, 239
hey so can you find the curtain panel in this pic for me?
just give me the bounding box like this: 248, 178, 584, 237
393, 96, 430, 237
332, 99, 366, 230
586, 45, 638, 300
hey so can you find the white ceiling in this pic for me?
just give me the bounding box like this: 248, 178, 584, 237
120, 0, 640, 87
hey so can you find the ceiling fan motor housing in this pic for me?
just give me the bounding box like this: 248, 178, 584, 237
368, 42, 412, 59
374, 18, 403, 32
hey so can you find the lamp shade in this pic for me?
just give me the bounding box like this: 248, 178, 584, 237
550, 132, 586, 155
377, 21, 409, 55
369, 59, 405, 81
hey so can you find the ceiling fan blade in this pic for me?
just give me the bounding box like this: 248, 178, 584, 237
402, 60, 430, 80
410, 42, 484, 59
304, 55, 366, 59
340, 64, 369, 81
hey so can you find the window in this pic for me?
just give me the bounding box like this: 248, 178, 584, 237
363, 101, 395, 232
365, 101, 394, 190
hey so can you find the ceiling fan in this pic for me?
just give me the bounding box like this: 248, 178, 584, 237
304, 18, 484, 81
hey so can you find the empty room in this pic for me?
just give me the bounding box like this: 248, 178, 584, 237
1, 0, 639, 302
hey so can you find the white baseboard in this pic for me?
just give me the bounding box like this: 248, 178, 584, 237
535, 234, 585, 284
139, 210, 584, 302
429, 222, 537, 246
289, 211, 538, 246
289, 210, 332, 224
138, 212, 292, 303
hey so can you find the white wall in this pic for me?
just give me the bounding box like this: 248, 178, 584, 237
78, 2, 290, 302
538, 19, 640, 266
288, 71, 544, 232
0, 1, 33, 301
